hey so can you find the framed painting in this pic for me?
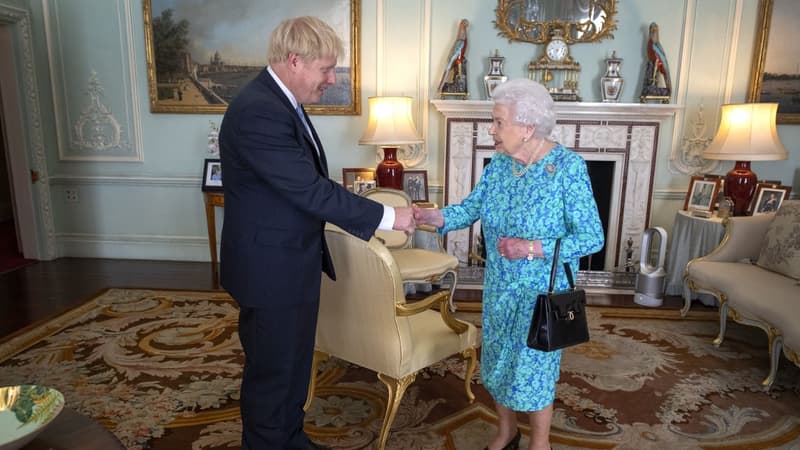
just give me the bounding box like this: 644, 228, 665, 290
684, 176, 720, 212
747, 0, 800, 124
749, 183, 792, 215
402, 170, 429, 203
342, 168, 375, 193
201, 158, 223, 192
142, 0, 360, 115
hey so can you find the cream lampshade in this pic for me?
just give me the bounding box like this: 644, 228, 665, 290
358, 96, 423, 190
703, 103, 788, 216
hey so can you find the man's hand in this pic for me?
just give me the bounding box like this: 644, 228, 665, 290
393, 207, 416, 235
412, 205, 444, 228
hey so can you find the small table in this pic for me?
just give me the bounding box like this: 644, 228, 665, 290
664, 210, 725, 305
26, 408, 125, 450
204, 191, 224, 284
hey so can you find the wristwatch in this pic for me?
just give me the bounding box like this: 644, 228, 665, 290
527, 241, 535, 261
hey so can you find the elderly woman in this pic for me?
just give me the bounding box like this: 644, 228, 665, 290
414, 78, 604, 450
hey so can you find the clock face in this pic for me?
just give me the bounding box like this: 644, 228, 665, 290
546, 39, 568, 62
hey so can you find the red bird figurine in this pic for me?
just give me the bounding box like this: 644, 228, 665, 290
438, 19, 469, 94
645, 22, 671, 93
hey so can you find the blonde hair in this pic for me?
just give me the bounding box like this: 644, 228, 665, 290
267, 16, 343, 64
491, 79, 556, 138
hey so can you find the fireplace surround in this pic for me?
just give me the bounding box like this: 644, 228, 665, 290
431, 100, 681, 287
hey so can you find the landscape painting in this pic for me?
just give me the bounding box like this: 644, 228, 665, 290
143, 0, 360, 115
748, 0, 800, 123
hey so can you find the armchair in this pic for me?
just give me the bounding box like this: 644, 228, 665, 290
307, 225, 478, 449
360, 187, 460, 311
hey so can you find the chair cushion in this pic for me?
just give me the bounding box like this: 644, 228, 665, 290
756, 200, 800, 280
689, 260, 799, 318
391, 248, 458, 280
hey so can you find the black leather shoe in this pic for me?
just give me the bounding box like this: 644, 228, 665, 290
484, 429, 521, 450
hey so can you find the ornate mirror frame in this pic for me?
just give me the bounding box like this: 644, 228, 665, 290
494, 0, 618, 44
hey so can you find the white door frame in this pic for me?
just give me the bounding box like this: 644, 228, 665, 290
0, 6, 56, 260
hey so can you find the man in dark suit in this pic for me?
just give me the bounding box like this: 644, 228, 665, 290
218, 16, 415, 450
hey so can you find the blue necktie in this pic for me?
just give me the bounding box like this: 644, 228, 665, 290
296, 104, 325, 173
296, 104, 312, 138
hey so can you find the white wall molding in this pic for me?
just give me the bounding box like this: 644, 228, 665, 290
670, 0, 743, 175
49, 175, 200, 188
57, 232, 211, 261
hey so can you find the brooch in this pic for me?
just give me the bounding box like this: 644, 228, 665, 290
546, 163, 556, 174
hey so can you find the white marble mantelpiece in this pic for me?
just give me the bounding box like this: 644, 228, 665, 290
431, 100, 682, 120
431, 100, 683, 273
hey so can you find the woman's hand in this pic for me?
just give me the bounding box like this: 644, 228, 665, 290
412, 205, 444, 228
497, 236, 542, 260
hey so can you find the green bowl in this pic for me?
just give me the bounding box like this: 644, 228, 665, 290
0, 385, 65, 450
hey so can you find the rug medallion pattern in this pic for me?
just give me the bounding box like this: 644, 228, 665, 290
0, 289, 798, 449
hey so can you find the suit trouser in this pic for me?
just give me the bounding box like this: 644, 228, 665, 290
238, 302, 319, 449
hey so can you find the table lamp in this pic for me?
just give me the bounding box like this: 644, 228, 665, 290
703, 103, 787, 216
358, 96, 423, 190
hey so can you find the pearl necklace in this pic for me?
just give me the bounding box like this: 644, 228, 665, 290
511, 139, 546, 178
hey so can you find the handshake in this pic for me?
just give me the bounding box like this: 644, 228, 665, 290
392, 205, 445, 235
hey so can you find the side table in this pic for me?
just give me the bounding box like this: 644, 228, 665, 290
26, 408, 125, 450
204, 191, 224, 285
664, 209, 725, 307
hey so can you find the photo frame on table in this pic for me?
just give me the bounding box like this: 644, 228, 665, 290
749, 183, 792, 215
201, 158, 223, 192
747, 0, 800, 124
342, 168, 376, 194
143, 0, 360, 115
683, 176, 720, 212
402, 170, 429, 203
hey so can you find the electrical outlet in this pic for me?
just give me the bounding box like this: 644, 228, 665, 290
65, 188, 79, 202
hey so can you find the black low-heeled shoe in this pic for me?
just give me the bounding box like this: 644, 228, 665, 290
483, 429, 521, 450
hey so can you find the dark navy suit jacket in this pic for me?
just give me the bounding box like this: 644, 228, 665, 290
218, 68, 383, 308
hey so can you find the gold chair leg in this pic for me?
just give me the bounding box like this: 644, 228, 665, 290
376, 373, 416, 450
304, 350, 329, 412
462, 347, 477, 403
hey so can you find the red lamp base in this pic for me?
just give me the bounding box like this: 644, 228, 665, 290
376, 147, 404, 190
724, 161, 758, 216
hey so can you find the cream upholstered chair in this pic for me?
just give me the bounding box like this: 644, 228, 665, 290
360, 187, 460, 311
306, 225, 478, 450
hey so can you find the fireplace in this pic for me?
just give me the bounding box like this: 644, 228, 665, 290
431, 100, 680, 287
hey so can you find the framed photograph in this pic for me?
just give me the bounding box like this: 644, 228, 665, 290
142, 0, 360, 115
342, 168, 375, 193
201, 158, 223, 192
750, 183, 792, 215
402, 170, 429, 203
683, 176, 720, 212
747, 0, 800, 124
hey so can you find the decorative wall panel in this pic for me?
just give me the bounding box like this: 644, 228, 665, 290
44, 0, 142, 161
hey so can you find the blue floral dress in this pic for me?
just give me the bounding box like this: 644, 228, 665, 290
440, 144, 604, 411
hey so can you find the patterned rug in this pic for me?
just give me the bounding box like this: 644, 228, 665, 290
0, 289, 798, 449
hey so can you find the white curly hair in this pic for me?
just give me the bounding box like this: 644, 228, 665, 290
491, 79, 556, 138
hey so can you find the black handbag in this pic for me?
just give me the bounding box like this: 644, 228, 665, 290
527, 238, 590, 352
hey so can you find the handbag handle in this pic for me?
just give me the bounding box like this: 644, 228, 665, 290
547, 238, 576, 293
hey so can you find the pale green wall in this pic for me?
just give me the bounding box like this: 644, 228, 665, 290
1, 0, 798, 261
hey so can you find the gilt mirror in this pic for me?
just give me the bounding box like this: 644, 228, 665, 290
494, 0, 617, 44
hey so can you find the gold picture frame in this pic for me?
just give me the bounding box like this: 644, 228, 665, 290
142, 0, 360, 115
341, 168, 375, 193
747, 0, 800, 124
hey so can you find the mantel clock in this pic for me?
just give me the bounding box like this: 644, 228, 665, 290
528, 28, 581, 102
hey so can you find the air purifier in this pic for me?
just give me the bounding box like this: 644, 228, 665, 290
634, 227, 668, 307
